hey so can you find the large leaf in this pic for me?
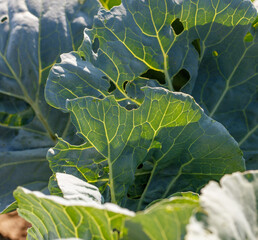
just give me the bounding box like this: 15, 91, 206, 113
48, 138, 109, 197
14, 173, 199, 240
57, 87, 244, 210
14, 173, 135, 240
78, 0, 256, 93
45, 0, 257, 168
190, 4, 258, 168
0, 0, 100, 212
186, 171, 258, 240
123, 192, 199, 240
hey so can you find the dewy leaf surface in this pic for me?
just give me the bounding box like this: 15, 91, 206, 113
65, 87, 244, 210
0, 0, 100, 212
186, 170, 258, 240
190, 1, 258, 168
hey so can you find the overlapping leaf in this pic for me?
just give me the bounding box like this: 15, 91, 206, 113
14, 169, 258, 239
58, 87, 244, 210
14, 187, 132, 240
48, 138, 109, 197
190, 5, 258, 168
46, 0, 200, 107
14, 173, 134, 240
0, 0, 100, 212
123, 192, 199, 240
45, 0, 257, 169
186, 171, 258, 240
14, 173, 199, 240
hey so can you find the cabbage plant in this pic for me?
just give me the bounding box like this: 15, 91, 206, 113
0, 0, 257, 239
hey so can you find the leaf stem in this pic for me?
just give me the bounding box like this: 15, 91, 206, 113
0, 52, 56, 143
30, 101, 57, 142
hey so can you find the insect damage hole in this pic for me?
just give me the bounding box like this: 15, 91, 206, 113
1, 16, 8, 23
108, 79, 116, 93
137, 163, 143, 169
123, 81, 128, 90
141, 69, 165, 84
171, 18, 184, 35
92, 37, 99, 53
192, 39, 201, 56
172, 69, 190, 91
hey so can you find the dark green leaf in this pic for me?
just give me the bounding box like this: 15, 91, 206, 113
190, 2, 258, 168
0, 0, 100, 212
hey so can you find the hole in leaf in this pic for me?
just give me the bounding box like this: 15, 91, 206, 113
92, 38, 99, 53
108, 80, 116, 93
171, 18, 184, 35
98, 170, 104, 177
1, 16, 7, 23
125, 104, 138, 110
172, 69, 190, 91
123, 81, 128, 90
192, 39, 201, 56
244, 32, 253, 42
127, 193, 141, 199
212, 50, 218, 57
137, 163, 143, 169
78, 51, 86, 61
141, 69, 165, 84
113, 228, 120, 234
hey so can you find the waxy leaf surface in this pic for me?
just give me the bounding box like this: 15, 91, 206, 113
123, 192, 199, 240
190, 4, 258, 168
186, 171, 258, 240
64, 87, 244, 210
46, 0, 258, 168
14, 173, 199, 240
0, 0, 100, 212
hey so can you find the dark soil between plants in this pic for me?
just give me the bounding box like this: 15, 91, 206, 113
0, 211, 30, 240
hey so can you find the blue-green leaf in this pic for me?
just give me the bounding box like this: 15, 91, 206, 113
0, 0, 101, 212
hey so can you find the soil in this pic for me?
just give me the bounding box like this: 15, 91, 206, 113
0, 211, 30, 240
